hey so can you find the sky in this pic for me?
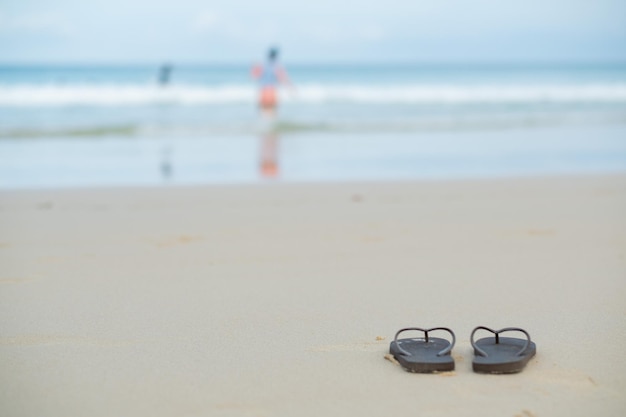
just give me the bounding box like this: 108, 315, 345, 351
0, 0, 625, 64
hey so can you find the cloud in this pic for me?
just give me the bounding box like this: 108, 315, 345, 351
191, 11, 219, 34
189, 10, 279, 44
301, 23, 386, 44
0, 11, 73, 36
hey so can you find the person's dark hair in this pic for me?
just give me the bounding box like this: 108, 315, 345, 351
268, 47, 279, 62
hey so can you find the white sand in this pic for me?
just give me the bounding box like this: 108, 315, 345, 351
1, 175, 625, 416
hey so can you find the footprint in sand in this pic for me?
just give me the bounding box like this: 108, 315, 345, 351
150, 235, 203, 248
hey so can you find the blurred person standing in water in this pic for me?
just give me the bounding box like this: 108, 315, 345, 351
158, 63, 173, 86
251, 47, 292, 116
251, 47, 291, 180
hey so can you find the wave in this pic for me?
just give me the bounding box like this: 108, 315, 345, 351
2, 83, 626, 106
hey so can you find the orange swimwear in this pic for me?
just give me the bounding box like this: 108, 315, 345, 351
259, 87, 278, 109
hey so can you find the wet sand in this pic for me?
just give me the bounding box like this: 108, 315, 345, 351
1, 175, 625, 416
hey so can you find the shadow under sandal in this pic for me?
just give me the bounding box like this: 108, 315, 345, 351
471, 326, 536, 374
389, 327, 456, 373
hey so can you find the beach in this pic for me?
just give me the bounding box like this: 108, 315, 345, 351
1, 174, 625, 416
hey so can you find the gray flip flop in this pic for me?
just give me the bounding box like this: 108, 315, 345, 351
389, 327, 456, 373
471, 326, 536, 374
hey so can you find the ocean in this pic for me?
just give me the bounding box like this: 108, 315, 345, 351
1, 64, 626, 188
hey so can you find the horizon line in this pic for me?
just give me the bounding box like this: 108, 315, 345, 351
1, 59, 626, 68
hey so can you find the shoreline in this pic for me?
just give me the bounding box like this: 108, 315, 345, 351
2, 169, 626, 192
1, 174, 625, 416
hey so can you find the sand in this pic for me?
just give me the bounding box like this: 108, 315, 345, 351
1, 175, 625, 416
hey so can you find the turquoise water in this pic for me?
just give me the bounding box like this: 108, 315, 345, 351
1, 64, 625, 187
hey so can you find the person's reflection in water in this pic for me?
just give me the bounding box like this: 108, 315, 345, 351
260, 128, 280, 179
160, 145, 173, 181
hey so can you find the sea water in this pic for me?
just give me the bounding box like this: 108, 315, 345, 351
1, 64, 625, 188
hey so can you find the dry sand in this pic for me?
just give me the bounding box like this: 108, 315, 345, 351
1, 175, 625, 416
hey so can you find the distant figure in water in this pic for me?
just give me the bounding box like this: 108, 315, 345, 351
159, 64, 173, 86
251, 47, 291, 115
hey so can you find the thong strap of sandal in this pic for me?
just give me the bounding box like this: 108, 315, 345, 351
470, 326, 536, 374
470, 326, 531, 357
393, 327, 456, 356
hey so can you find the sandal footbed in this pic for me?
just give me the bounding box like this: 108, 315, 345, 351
472, 336, 536, 374
390, 337, 455, 373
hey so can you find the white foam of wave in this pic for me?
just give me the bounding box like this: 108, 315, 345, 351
0, 85, 254, 106
2, 83, 626, 106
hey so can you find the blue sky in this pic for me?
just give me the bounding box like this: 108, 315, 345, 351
0, 0, 625, 64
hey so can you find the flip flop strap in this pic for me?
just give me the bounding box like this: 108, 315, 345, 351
470, 326, 531, 358
393, 327, 456, 357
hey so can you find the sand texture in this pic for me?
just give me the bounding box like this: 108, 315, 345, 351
1, 175, 625, 416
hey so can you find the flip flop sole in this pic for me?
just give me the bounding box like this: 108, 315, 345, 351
472, 337, 537, 374
390, 337, 455, 373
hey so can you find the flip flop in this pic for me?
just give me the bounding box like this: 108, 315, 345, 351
471, 326, 536, 374
389, 327, 456, 373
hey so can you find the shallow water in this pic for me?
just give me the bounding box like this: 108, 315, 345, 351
2, 124, 625, 188
1, 64, 625, 188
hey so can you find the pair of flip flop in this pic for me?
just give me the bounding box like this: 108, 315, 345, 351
389, 326, 536, 374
